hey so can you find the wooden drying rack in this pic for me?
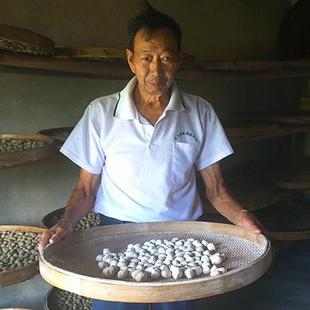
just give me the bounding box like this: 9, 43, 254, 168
0, 51, 310, 80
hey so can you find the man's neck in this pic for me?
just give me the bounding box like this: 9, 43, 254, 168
133, 84, 171, 110
133, 85, 172, 125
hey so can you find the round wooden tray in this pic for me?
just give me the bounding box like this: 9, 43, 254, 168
0, 225, 46, 287
41, 207, 100, 231
39, 221, 271, 303
0, 134, 58, 168
38, 127, 73, 143
44, 287, 92, 310
0, 24, 54, 56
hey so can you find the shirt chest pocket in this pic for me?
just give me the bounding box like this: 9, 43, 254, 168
172, 141, 200, 185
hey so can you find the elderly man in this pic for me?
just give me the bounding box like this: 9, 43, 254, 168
39, 2, 264, 310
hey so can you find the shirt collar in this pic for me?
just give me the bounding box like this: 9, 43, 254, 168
114, 77, 186, 120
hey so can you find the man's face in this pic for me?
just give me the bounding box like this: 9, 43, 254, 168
126, 27, 181, 96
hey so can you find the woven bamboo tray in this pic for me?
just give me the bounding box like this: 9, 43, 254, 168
40, 221, 271, 302
0, 24, 54, 56
0, 134, 58, 168
0, 225, 46, 287
44, 287, 92, 310
41, 207, 100, 231
38, 127, 73, 144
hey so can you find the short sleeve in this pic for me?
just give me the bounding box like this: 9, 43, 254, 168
195, 102, 233, 170
60, 103, 105, 174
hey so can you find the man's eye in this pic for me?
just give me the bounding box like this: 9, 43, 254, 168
141, 57, 150, 62
162, 56, 173, 62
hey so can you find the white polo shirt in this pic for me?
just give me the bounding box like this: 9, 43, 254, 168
60, 77, 233, 222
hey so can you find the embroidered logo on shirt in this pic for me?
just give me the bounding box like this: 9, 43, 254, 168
174, 131, 198, 142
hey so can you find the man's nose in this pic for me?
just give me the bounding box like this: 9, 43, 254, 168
150, 58, 163, 76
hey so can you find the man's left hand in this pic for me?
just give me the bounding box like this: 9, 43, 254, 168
237, 210, 268, 235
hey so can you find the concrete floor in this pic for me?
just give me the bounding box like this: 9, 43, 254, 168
0, 240, 309, 309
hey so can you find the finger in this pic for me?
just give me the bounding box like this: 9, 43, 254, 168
242, 214, 263, 235
251, 215, 269, 236
38, 230, 54, 252
49, 227, 69, 244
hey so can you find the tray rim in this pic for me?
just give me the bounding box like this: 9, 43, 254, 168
40, 221, 272, 302
38, 127, 73, 142
0, 225, 46, 287
0, 23, 55, 55
0, 134, 58, 167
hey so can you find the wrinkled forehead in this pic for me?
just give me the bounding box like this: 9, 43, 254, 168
133, 27, 179, 52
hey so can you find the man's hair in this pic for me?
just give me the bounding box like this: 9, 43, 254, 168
128, 0, 182, 51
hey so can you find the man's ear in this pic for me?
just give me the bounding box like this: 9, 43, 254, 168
126, 49, 136, 74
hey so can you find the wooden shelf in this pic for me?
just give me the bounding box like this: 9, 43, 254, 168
230, 126, 310, 145
0, 51, 310, 80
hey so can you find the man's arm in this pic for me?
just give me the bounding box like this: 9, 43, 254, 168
199, 163, 265, 234
39, 168, 100, 251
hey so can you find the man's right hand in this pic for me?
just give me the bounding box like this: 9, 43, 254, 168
38, 220, 74, 253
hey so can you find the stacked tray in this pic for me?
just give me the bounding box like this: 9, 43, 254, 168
0, 134, 58, 168
44, 287, 92, 310
0, 24, 54, 56
40, 221, 271, 302
0, 225, 46, 287
38, 127, 73, 146
41, 207, 100, 231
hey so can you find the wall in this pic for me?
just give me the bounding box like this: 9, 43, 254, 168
0, 1, 303, 309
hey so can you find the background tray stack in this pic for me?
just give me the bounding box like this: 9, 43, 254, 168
0, 24, 54, 56
0, 134, 58, 168
0, 225, 46, 287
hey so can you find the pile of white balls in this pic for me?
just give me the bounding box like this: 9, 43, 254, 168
95, 237, 227, 282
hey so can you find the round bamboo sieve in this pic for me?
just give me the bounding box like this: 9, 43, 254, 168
0, 24, 54, 56
0, 225, 46, 287
0, 134, 58, 168
38, 127, 73, 144
44, 287, 92, 310
40, 221, 271, 303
